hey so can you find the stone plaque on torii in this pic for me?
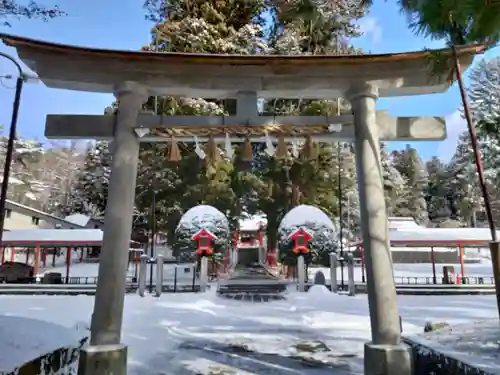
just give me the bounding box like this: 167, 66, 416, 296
0, 34, 483, 375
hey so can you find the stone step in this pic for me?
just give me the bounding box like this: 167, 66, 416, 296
217, 283, 288, 294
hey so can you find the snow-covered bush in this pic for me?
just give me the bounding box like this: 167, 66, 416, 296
277, 205, 338, 266
174, 205, 230, 261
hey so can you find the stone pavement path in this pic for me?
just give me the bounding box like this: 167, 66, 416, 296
129, 339, 359, 375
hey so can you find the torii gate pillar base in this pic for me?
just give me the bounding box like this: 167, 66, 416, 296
364, 343, 413, 375
78, 344, 127, 375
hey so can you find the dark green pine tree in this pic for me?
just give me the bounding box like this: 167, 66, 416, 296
136, 0, 268, 253
63, 141, 112, 218
392, 146, 429, 224
425, 156, 453, 223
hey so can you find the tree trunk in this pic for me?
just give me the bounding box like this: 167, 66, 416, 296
470, 210, 477, 228
267, 213, 278, 251
451, 43, 496, 240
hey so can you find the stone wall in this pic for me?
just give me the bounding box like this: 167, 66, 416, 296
6, 336, 88, 375
403, 337, 490, 375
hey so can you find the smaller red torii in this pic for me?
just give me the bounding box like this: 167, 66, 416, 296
288, 228, 313, 254
192, 229, 217, 256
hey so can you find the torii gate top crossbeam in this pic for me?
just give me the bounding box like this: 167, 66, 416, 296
0, 34, 484, 99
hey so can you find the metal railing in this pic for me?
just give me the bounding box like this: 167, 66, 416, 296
393, 276, 495, 285
0, 276, 138, 285
302, 275, 496, 286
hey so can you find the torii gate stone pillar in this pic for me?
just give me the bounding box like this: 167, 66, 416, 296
77, 82, 148, 375
0, 34, 483, 375
348, 83, 411, 374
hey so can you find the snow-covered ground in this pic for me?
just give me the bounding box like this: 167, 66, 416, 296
408, 319, 500, 374
0, 289, 497, 375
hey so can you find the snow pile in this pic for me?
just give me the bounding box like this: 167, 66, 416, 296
305, 284, 336, 302
307, 284, 331, 295
174, 205, 230, 261
278, 205, 337, 266
0, 315, 87, 373
406, 319, 500, 374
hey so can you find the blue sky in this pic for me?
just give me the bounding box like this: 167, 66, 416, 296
0, 0, 498, 161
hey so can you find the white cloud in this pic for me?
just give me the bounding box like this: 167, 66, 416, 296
358, 16, 383, 44
436, 111, 466, 161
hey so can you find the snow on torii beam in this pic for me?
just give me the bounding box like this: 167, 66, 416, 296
0, 34, 482, 99
44, 111, 447, 142
0, 34, 481, 142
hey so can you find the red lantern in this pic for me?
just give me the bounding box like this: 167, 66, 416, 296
192, 229, 217, 256
288, 228, 313, 254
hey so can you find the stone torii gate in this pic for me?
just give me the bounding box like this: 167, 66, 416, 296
1, 35, 482, 375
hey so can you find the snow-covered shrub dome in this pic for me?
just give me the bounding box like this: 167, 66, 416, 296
277, 205, 337, 266
174, 205, 230, 261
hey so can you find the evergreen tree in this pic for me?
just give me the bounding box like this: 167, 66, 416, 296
425, 156, 452, 223
136, 0, 268, 243
392, 146, 428, 224
256, 0, 367, 248
468, 57, 500, 195
0, 134, 44, 206
173, 205, 230, 261
447, 132, 483, 227
62, 141, 111, 218
31, 141, 86, 213
1, 0, 64, 25
469, 56, 500, 140
380, 143, 405, 217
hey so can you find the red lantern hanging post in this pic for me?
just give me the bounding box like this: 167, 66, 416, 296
192, 229, 217, 257
289, 228, 313, 254
289, 228, 313, 291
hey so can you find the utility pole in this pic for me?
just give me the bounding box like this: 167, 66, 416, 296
0, 54, 26, 245
338, 144, 344, 289
148, 192, 156, 293
337, 98, 345, 290
148, 34, 160, 294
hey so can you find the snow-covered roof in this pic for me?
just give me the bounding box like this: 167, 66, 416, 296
390, 228, 500, 247
192, 228, 217, 240
239, 215, 267, 232
388, 217, 422, 230
64, 213, 91, 226
279, 205, 335, 230
286, 228, 314, 240
2, 229, 103, 243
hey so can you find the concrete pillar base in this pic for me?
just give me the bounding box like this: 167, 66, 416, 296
78, 344, 127, 375
364, 342, 413, 375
